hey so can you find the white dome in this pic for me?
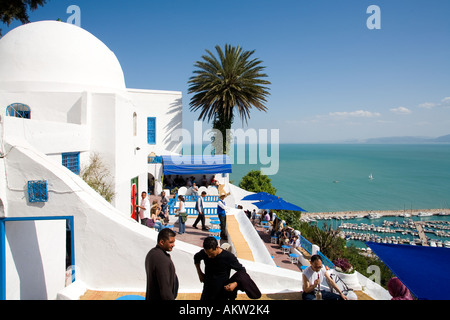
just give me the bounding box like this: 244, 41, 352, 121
0, 21, 126, 91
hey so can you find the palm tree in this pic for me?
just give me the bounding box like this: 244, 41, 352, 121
188, 44, 271, 154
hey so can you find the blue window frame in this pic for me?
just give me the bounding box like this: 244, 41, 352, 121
0, 216, 76, 300
147, 117, 156, 144
62, 152, 80, 175
6, 103, 31, 119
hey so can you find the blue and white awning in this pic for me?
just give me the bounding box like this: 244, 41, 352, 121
162, 155, 232, 175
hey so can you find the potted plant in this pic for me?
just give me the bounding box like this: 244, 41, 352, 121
332, 258, 362, 291
334, 258, 354, 274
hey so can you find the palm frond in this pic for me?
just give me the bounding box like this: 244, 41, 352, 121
188, 44, 271, 125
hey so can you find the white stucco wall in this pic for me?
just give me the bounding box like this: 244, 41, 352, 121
1, 136, 304, 299
5, 220, 66, 300
127, 88, 183, 156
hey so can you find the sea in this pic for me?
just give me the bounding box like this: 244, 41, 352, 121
228, 144, 450, 248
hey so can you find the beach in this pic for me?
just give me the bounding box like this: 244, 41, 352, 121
302, 208, 450, 219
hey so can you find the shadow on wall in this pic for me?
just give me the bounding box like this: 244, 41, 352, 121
7, 221, 48, 299
163, 98, 182, 153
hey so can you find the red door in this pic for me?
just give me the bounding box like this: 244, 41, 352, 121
131, 183, 137, 220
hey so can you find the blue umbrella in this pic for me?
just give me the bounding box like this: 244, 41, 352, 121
241, 192, 278, 202
241, 192, 277, 201
253, 197, 307, 212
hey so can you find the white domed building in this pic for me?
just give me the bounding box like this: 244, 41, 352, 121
0, 21, 126, 92
0, 21, 182, 216
0, 21, 186, 299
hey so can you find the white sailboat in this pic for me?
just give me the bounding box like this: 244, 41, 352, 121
369, 173, 374, 180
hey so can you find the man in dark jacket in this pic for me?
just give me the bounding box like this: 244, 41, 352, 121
145, 228, 178, 300
194, 236, 245, 300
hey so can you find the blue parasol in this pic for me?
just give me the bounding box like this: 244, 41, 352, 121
253, 197, 307, 212
241, 192, 278, 202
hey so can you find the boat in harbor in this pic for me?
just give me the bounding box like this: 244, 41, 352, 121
418, 212, 433, 217
366, 212, 381, 219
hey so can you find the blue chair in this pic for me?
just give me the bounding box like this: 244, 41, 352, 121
210, 220, 220, 226
116, 295, 145, 300
209, 228, 221, 237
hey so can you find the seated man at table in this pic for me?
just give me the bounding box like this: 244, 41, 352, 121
302, 255, 347, 300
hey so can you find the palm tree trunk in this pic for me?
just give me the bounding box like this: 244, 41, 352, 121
212, 112, 234, 155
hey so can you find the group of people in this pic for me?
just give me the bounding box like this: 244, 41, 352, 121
145, 229, 261, 301
144, 228, 350, 301
137, 191, 170, 232
164, 174, 220, 189
174, 191, 228, 240
144, 202, 414, 301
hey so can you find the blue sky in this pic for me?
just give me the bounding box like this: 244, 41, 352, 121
2, 0, 450, 143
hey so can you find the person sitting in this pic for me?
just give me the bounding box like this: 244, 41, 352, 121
191, 182, 199, 196
290, 235, 301, 249
279, 227, 291, 247
302, 255, 348, 300
160, 191, 169, 216
150, 200, 164, 231
201, 175, 208, 186
165, 175, 174, 188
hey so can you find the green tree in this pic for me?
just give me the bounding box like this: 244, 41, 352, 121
0, 0, 47, 36
81, 153, 115, 203
188, 44, 271, 154
239, 170, 276, 195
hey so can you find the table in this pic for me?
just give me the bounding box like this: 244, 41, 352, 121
289, 253, 299, 264
281, 245, 290, 254
270, 236, 278, 244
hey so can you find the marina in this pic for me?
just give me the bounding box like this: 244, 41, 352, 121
301, 210, 450, 249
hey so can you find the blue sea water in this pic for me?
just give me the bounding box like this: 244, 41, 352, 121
229, 144, 450, 213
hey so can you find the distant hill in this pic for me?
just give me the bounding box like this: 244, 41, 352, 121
432, 134, 450, 143
343, 134, 450, 144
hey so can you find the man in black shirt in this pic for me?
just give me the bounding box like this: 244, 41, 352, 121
145, 228, 178, 300
194, 236, 245, 300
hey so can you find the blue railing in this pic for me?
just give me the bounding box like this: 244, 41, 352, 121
169, 205, 217, 216
300, 235, 313, 254
299, 235, 335, 269
317, 251, 335, 269
168, 195, 219, 215
179, 195, 218, 202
